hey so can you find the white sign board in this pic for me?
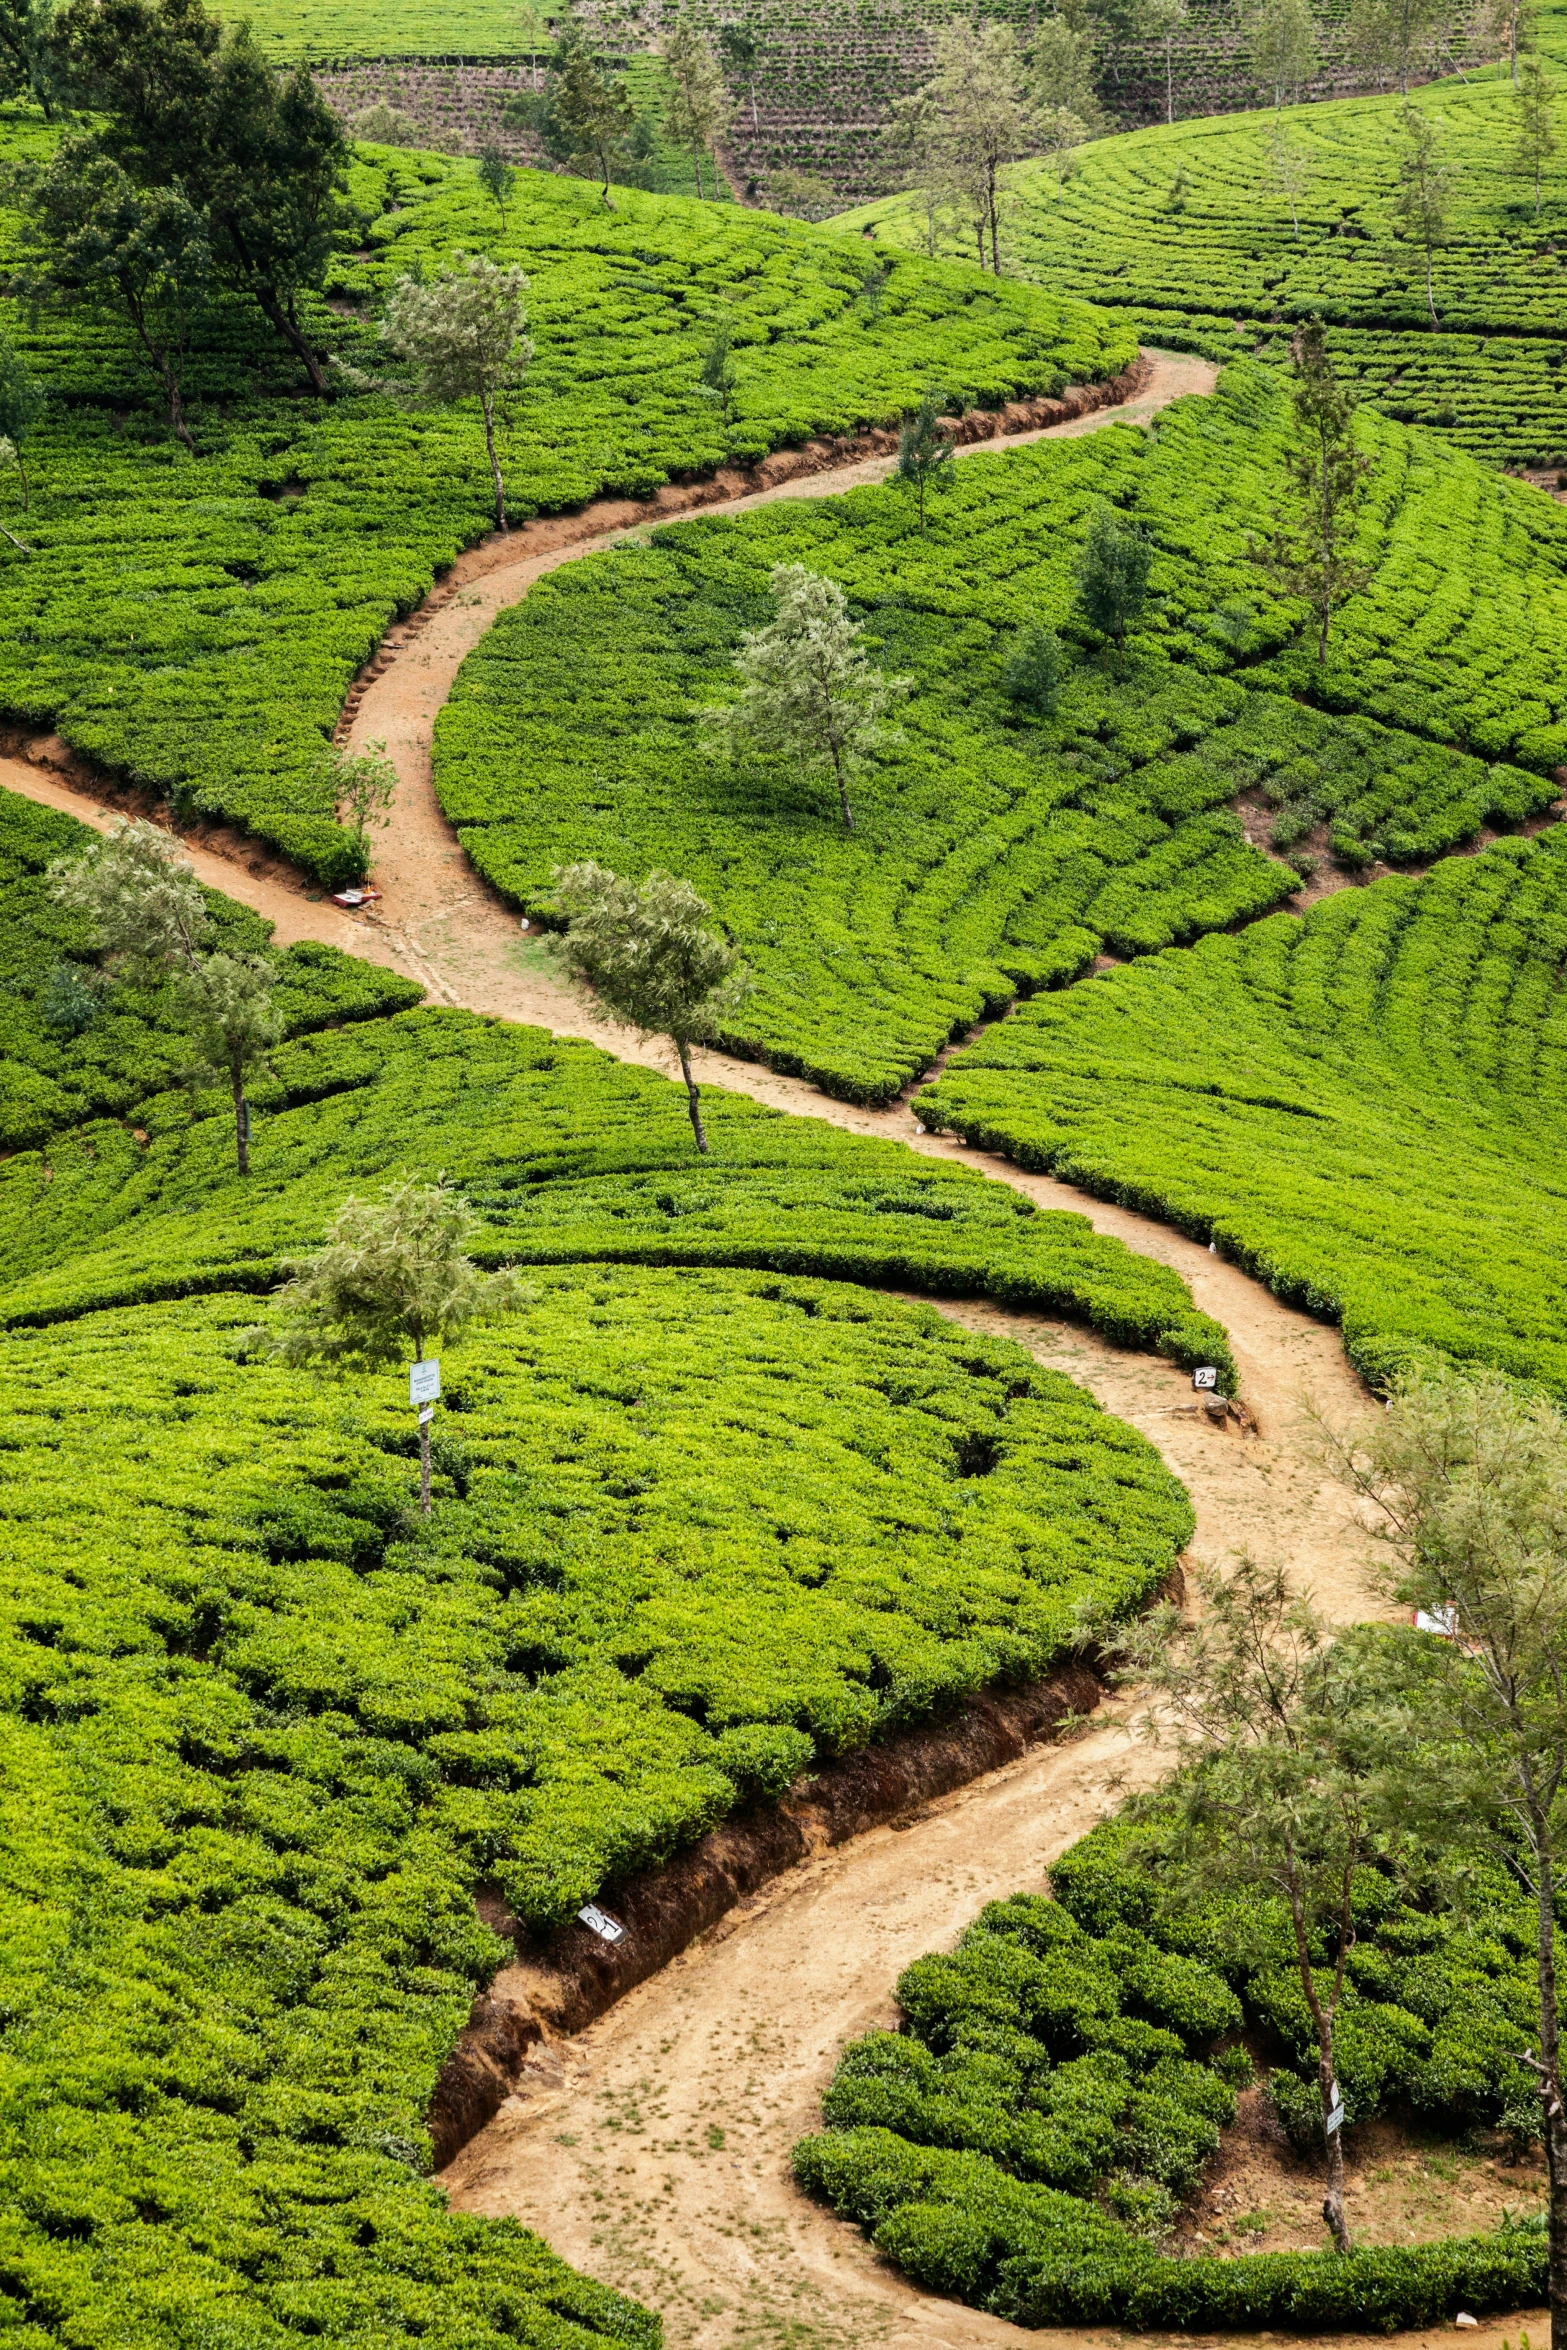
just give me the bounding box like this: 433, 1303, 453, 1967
577, 1902, 626, 1945
1415, 1606, 1458, 1638
409, 1359, 440, 1408
1324, 2100, 1346, 2136
1192, 1366, 1219, 1391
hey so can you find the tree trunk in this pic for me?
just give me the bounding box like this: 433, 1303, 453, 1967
481, 390, 507, 532
1166, 36, 1175, 123
750, 82, 759, 132
1317, 2039, 1350, 2253
830, 742, 854, 832
1286, 1884, 1352, 2253
122, 284, 196, 452
1531, 1839, 1567, 2350
419, 1414, 432, 1513
233, 1075, 250, 1176
676, 1041, 709, 1153
1425, 244, 1437, 325
254, 287, 329, 396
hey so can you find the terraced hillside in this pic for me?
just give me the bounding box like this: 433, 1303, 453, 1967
920, 829, 1567, 1398
0, 786, 1211, 2348
840, 70, 1567, 465
0, 107, 1130, 885
432, 360, 1567, 1105
223, 0, 1471, 202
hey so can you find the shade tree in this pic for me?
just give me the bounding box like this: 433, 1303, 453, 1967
545, 862, 751, 1153
256, 1177, 522, 1510
711, 561, 911, 834
377, 255, 533, 532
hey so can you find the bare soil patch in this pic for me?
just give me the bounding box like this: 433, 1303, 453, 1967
1181, 2091, 1547, 2260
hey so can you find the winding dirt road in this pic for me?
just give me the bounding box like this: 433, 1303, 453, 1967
3, 347, 1488, 2350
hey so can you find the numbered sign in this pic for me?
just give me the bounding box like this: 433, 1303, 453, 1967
409, 1359, 440, 1408
1192, 1365, 1219, 1392
1324, 2100, 1346, 2136
577, 1902, 626, 1945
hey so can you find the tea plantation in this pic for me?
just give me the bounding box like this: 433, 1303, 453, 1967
0, 109, 1130, 887
433, 359, 1566, 1102
0, 788, 1211, 2346
839, 72, 1567, 467
795, 1682, 1552, 2329
919, 826, 1567, 1397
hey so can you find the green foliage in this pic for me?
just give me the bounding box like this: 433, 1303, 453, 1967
432, 363, 1561, 1103
0, 107, 1132, 883
796, 1698, 1554, 2328
840, 76, 1567, 466
920, 827, 1567, 1397
0, 795, 419, 1150
0, 805, 1210, 2348
1074, 499, 1153, 645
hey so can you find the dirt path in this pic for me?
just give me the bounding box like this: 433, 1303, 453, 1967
2, 345, 1467, 2348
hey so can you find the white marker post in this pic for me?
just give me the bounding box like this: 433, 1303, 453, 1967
410, 1357, 440, 1516
1192, 1366, 1218, 1391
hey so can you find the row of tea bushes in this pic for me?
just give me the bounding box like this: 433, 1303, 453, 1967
0, 801, 1231, 1385
797, 1672, 1549, 2328
840, 73, 1567, 466
920, 826, 1567, 1398
0, 110, 1132, 883
433, 363, 1562, 1101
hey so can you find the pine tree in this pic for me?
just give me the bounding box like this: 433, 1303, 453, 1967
1392, 100, 1449, 324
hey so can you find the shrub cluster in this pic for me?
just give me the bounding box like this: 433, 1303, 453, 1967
434, 358, 1560, 1102
0, 111, 1132, 883
796, 1767, 1551, 2331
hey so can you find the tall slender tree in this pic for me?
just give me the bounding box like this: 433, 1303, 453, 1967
895, 386, 955, 528
916, 19, 1037, 274
1514, 58, 1558, 213
718, 19, 761, 131
1253, 317, 1372, 666
1251, 0, 1317, 103
1110, 1559, 1413, 2258
377, 255, 533, 531
664, 12, 731, 199
1392, 100, 1449, 324
1141, 0, 1189, 123
1264, 117, 1312, 233
1324, 1365, 1567, 2350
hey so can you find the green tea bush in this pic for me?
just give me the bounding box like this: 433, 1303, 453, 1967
0, 811, 1207, 2350
0, 801, 1231, 1378
920, 825, 1567, 1397
840, 74, 1567, 466
796, 1711, 1551, 2330
0, 1264, 1183, 2346
0, 110, 1132, 885
433, 360, 1561, 1101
